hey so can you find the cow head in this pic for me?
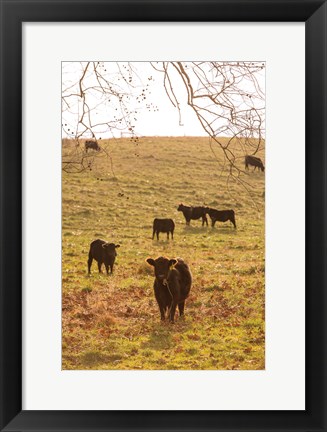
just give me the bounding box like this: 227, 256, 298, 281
102, 243, 120, 255
146, 256, 177, 282
177, 203, 184, 211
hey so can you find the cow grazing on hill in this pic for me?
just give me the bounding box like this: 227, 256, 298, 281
245, 155, 265, 172
177, 204, 208, 226
206, 208, 237, 228
146, 257, 192, 323
152, 218, 175, 240
85, 140, 100, 152
88, 239, 120, 274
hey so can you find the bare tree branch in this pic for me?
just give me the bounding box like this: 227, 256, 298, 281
62, 61, 265, 201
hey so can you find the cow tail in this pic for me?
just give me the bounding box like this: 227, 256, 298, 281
231, 210, 236, 228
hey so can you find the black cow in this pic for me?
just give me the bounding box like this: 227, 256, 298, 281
146, 257, 192, 323
245, 155, 265, 172
85, 140, 100, 153
88, 239, 120, 274
177, 203, 208, 226
206, 208, 237, 228
152, 218, 175, 240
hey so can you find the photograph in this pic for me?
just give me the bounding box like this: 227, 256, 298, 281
62, 61, 265, 370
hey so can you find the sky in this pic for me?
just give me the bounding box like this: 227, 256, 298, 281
62, 61, 265, 139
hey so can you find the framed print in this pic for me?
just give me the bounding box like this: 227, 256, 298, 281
0, 0, 326, 431
61, 60, 266, 373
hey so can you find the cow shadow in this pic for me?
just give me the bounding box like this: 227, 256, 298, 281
142, 326, 173, 350
181, 225, 237, 237
151, 239, 175, 247
182, 226, 210, 235
80, 351, 123, 368
211, 226, 238, 234
142, 318, 192, 351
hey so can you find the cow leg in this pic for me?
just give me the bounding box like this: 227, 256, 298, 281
178, 301, 185, 317
87, 255, 93, 274
156, 231, 159, 241
167, 232, 169, 240
105, 264, 110, 274
169, 302, 177, 323
152, 229, 155, 240
97, 261, 103, 273
159, 305, 166, 321
212, 219, 216, 228
204, 215, 208, 226
186, 219, 190, 226
231, 217, 237, 229
171, 230, 174, 240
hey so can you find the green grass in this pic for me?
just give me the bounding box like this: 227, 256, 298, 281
62, 136, 265, 370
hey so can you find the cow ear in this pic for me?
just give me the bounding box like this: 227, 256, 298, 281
115, 244, 120, 249
169, 259, 177, 268
146, 258, 155, 266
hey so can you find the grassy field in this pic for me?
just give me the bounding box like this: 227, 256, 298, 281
62, 136, 265, 370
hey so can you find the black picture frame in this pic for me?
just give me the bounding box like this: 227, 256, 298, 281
0, 1, 326, 431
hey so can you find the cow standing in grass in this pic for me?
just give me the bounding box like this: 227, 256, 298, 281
85, 140, 100, 153
152, 218, 175, 240
206, 208, 237, 229
146, 257, 192, 323
177, 203, 208, 226
88, 239, 120, 274
245, 155, 265, 172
